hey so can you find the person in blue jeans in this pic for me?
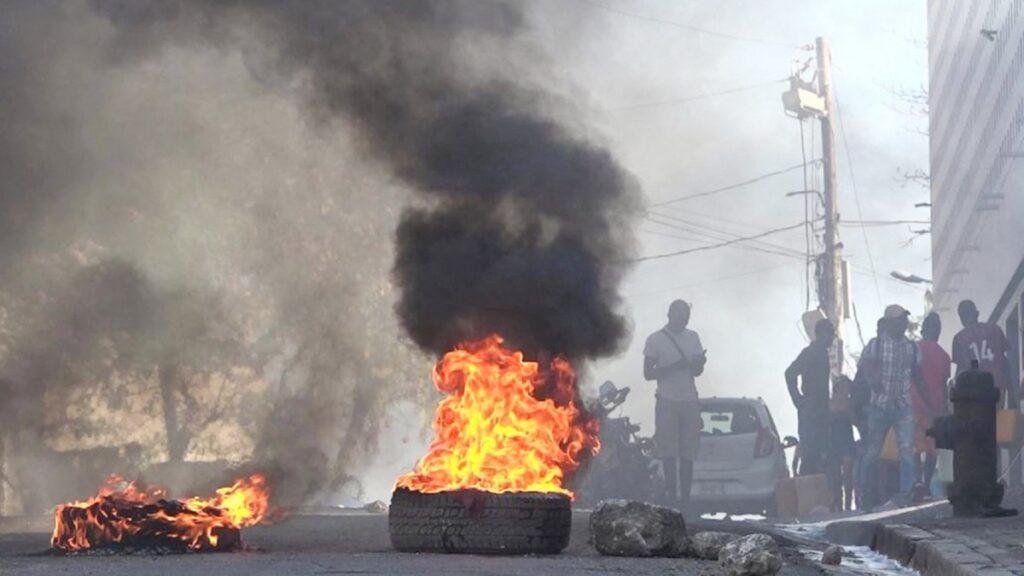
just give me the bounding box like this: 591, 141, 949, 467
855, 304, 928, 511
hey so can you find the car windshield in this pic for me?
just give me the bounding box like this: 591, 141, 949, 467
699, 404, 761, 436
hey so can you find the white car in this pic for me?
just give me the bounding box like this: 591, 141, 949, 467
690, 397, 789, 516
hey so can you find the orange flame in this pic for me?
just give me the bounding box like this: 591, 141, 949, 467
396, 335, 599, 497
52, 474, 272, 552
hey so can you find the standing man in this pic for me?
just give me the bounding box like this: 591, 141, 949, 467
644, 300, 707, 508
830, 375, 857, 511
785, 318, 835, 476
856, 304, 925, 510
913, 313, 950, 494
952, 300, 1013, 405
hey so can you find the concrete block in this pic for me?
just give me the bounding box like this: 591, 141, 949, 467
823, 519, 879, 547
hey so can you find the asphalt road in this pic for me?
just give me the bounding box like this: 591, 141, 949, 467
0, 512, 844, 576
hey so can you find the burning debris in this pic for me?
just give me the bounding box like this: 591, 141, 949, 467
396, 335, 599, 497
390, 336, 598, 555
52, 474, 272, 553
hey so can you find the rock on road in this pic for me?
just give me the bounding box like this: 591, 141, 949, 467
0, 512, 847, 576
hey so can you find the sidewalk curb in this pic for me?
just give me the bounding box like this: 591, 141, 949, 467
823, 518, 880, 547
818, 501, 1024, 576
822, 500, 950, 547
873, 523, 999, 576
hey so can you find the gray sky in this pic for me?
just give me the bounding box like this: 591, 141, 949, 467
521, 0, 931, 440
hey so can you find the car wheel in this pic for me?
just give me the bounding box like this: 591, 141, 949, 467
389, 488, 572, 555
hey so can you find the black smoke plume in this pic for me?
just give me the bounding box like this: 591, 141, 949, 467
91, 0, 640, 360
0, 0, 639, 511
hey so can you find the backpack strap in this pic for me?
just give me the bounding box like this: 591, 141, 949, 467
660, 329, 692, 366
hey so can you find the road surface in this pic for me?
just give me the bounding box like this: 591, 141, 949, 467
0, 511, 862, 575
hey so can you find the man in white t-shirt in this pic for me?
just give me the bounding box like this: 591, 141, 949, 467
644, 299, 707, 508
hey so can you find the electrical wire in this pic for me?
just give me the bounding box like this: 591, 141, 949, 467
574, 0, 800, 48
800, 117, 812, 309
646, 202, 905, 291
834, 89, 883, 307
657, 205, 779, 230
604, 78, 788, 112
648, 163, 811, 207
642, 211, 810, 261
644, 201, 815, 259
631, 222, 807, 263
840, 220, 932, 227
626, 261, 802, 298
641, 210, 921, 295
851, 301, 867, 348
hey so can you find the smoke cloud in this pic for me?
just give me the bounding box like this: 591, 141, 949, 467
0, 0, 637, 510
91, 0, 640, 359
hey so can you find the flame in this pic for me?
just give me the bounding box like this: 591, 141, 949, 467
396, 335, 598, 497
52, 474, 272, 552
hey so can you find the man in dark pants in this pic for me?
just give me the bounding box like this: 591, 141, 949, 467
785, 318, 835, 475
644, 300, 707, 508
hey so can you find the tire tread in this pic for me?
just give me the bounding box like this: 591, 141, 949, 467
388, 488, 571, 555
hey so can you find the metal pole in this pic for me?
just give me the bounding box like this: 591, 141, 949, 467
817, 36, 845, 376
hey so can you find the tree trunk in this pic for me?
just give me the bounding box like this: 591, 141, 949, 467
158, 364, 188, 463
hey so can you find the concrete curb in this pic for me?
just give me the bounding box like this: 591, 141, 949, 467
818, 501, 1024, 576
822, 500, 951, 547
873, 523, 1018, 576
822, 518, 880, 547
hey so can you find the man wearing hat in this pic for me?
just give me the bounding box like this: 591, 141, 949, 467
855, 304, 925, 509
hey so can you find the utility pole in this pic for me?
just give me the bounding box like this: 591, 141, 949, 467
817, 36, 845, 377
782, 37, 846, 376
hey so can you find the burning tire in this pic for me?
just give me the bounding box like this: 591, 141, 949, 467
388, 488, 572, 555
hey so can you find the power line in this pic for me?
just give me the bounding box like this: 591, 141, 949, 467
642, 220, 808, 262
840, 220, 931, 227
799, 117, 812, 309
642, 219, 924, 300
834, 89, 883, 307
575, 0, 799, 48
631, 222, 807, 263
851, 301, 867, 349
640, 213, 924, 293
658, 205, 776, 230
626, 261, 802, 298
643, 211, 810, 260
605, 78, 787, 112
648, 163, 812, 207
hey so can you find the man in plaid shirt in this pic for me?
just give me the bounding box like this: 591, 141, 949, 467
855, 304, 929, 510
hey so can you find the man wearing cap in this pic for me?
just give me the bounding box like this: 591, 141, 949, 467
952, 300, 1013, 406
644, 299, 707, 508
855, 304, 926, 509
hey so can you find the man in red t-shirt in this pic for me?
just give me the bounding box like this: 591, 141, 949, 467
951, 300, 1014, 406
914, 312, 950, 491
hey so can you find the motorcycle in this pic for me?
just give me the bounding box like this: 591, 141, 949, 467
573, 381, 664, 506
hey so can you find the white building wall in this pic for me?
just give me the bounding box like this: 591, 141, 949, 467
929, 0, 1024, 352
929, 0, 1024, 390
